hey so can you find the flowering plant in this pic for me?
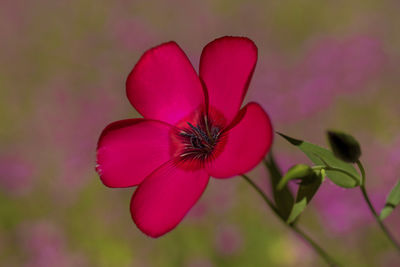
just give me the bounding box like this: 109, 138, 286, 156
96, 36, 400, 266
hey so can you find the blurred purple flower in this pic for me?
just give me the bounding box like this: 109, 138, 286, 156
0, 1, 30, 60
313, 182, 380, 234
19, 221, 87, 267
34, 79, 119, 200
214, 224, 243, 255
303, 36, 386, 94
187, 201, 208, 220
188, 179, 239, 220
107, 16, 157, 51
183, 181, 240, 224
208, 179, 239, 216
186, 258, 214, 267
0, 154, 34, 196
249, 35, 386, 124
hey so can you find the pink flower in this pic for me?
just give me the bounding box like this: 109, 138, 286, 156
96, 36, 273, 237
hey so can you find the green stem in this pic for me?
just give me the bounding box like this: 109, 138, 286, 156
241, 174, 280, 216
241, 174, 341, 267
356, 160, 400, 252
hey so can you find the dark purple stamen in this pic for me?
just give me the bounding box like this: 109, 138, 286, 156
179, 115, 221, 160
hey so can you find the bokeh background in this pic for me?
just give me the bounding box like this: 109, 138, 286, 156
1, 0, 400, 266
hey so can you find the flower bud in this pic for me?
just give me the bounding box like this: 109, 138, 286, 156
327, 130, 361, 163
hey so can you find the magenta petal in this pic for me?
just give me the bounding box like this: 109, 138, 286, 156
200, 37, 257, 124
96, 119, 173, 188
206, 103, 273, 178
126, 42, 205, 125
130, 162, 209, 237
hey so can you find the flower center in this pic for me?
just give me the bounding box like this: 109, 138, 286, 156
178, 115, 222, 161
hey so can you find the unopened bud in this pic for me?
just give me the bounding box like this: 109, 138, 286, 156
327, 130, 361, 163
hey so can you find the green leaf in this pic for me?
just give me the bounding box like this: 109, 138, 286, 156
380, 180, 400, 220
277, 164, 314, 190
278, 132, 361, 188
287, 172, 322, 224
264, 153, 294, 221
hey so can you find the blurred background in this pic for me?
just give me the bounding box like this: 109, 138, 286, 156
1, 0, 400, 266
